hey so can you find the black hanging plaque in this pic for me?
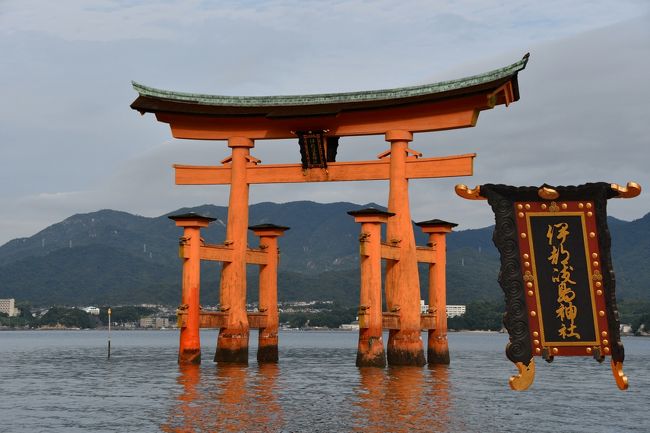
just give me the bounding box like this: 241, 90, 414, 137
297, 131, 327, 169
456, 182, 641, 391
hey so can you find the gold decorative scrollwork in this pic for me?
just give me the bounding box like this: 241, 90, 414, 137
455, 184, 485, 200
611, 360, 629, 391
523, 271, 534, 282
538, 186, 559, 200
611, 182, 641, 199
509, 358, 535, 391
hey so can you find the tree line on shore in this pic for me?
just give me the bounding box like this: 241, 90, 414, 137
0, 304, 160, 329
3, 300, 650, 333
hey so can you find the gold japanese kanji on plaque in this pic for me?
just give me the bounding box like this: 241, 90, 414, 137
456, 182, 641, 391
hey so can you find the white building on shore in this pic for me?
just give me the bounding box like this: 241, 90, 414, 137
82, 306, 100, 315
419, 300, 466, 318
140, 317, 170, 328
0, 298, 20, 317
446, 305, 466, 318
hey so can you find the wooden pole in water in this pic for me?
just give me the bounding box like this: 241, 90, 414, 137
107, 307, 111, 359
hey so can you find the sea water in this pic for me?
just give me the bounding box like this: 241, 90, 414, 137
1, 330, 648, 432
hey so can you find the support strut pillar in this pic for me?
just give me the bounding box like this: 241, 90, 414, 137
169, 213, 215, 364
250, 224, 289, 363
349, 209, 393, 367
417, 219, 457, 365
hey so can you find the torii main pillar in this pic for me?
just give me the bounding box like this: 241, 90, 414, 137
384, 130, 426, 365
215, 137, 254, 363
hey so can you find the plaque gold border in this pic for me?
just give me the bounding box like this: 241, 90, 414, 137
524, 209, 600, 347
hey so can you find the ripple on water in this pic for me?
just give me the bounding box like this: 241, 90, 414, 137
1, 330, 649, 432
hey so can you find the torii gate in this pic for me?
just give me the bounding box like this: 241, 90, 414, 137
131, 54, 528, 366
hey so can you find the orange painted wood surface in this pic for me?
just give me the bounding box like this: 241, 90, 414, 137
376, 312, 437, 330
178, 226, 202, 364
245, 249, 268, 265
356, 219, 386, 366
156, 95, 487, 140
255, 229, 284, 363
415, 246, 436, 263
178, 311, 268, 329
426, 229, 452, 364
174, 154, 475, 185
384, 131, 426, 365
380, 243, 401, 261
216, 139, 252, 363
181, 244, 269, 265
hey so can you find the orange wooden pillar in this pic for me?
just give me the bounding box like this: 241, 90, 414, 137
250, 223, 289, 363
384, 130, 426, 366
169, 213, 216, 364
216, 136, 254, 364
417, 219, 457, 365
349, 208, 393, 367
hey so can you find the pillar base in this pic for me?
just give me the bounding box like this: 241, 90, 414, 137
427, 348, 450, 365
387, 330, 426, 366
258, 331, 278, 363
215, 330, 249, 364
257, 329, 278, 364
356, 351, 387, 368
178, 348, 201, 365
356, 334, 386, 367
428, 333, 450, 365
257, 344, 279, 363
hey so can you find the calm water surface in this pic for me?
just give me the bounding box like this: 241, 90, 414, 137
1, 330, 648, 432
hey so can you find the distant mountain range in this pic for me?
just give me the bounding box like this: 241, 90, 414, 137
0, 201, 648, 306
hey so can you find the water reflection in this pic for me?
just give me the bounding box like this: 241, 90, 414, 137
353, 366, 451, 433
161, 363, 284, 432
160, 364, 206, 432
426, 365, 452, 432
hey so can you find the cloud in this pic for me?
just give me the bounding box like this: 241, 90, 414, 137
0, 2, 649, 245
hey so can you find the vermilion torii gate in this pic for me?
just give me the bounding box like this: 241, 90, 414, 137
131, 54, 529, 366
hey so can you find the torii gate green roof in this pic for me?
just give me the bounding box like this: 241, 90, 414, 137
131, 54, 528, 118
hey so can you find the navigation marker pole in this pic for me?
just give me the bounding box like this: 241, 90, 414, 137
107, 307, 112, 359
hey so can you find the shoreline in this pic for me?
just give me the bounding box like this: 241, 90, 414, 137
1, 326, 646, 337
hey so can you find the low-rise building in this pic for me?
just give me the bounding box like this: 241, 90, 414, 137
419, 301, 466, 318
82, 306, 100, 315
140, 316, 170, 328
446, 305, 466, 318
0, 298, 19, 317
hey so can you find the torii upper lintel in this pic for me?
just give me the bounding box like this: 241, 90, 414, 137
130, 54, 528, 140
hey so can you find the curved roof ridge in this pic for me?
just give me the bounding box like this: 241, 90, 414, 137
132, 53, 529, 107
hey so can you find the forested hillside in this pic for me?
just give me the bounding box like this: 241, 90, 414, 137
0, 202, 646, 306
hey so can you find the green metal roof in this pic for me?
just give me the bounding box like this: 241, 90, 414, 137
131, 54, 528, 109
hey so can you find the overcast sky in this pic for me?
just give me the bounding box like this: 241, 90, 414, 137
1, 1, 649, 245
